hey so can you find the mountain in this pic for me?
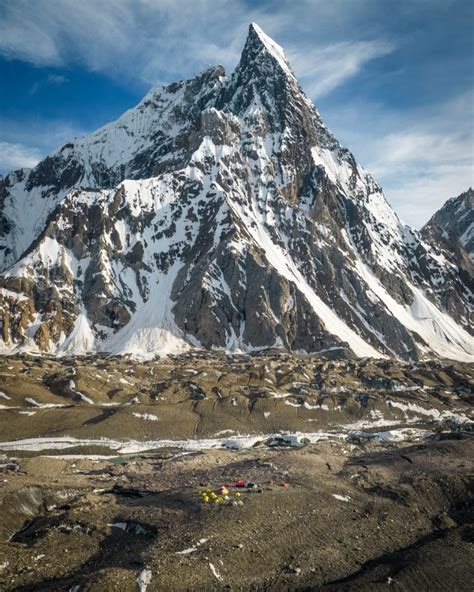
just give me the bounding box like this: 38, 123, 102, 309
0, 23, 472, 361
422, 188, 474, 259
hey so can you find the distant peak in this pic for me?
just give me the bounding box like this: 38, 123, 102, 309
244, 22, 294, 78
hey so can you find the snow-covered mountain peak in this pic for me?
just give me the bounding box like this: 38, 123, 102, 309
246, 23, 294, 78
0, 24, 472, 361
217, 23, 302, 120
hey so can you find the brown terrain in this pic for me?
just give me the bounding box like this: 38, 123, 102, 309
0, 352, 473, 590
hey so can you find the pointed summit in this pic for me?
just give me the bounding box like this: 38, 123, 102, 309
246, 23, 294, 77
239, 22, 295, 80
217, 22, 301, 121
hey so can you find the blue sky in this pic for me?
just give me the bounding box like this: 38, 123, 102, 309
0, 0, 473, 227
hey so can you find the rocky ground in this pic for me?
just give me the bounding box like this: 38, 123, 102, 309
0, 353, 473, 590
0, 352, 472, 443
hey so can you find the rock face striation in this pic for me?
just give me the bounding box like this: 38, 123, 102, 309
0, 24, 472, 361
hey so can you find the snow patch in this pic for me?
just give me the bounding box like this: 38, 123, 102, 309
132, 412, 159, 422
332, 494, 351, 502
136, 569, 152, 592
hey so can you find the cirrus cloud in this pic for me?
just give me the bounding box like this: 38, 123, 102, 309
289, 40, 396, 98
0, 0, 395, 94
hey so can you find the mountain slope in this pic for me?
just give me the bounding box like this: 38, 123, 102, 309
422, 188, 474, 259
0, 23, 472, 361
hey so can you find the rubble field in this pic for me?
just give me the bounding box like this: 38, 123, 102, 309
0, 353, 473, 590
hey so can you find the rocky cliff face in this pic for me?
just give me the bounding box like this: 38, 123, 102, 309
0, 24, 472, 361
422, 188, 474, 259
421, 189, 474, 328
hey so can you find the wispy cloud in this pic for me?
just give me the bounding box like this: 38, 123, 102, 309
369, 128, 473, 227
367, 95, 473, 227
30, 73, 69, 95
0, 0, 392, 93
47, 74, 68, 85
0, 141, 42, 172
368, 130, 472, 179
0, 0, 247, 79
385, 163, 473, 228
325, 91, 474, 227
290, 40, 395, 98
0, 117, 85, 175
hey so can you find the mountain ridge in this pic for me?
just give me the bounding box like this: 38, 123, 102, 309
422, 188, 474, 259
0, 24, 472, 361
